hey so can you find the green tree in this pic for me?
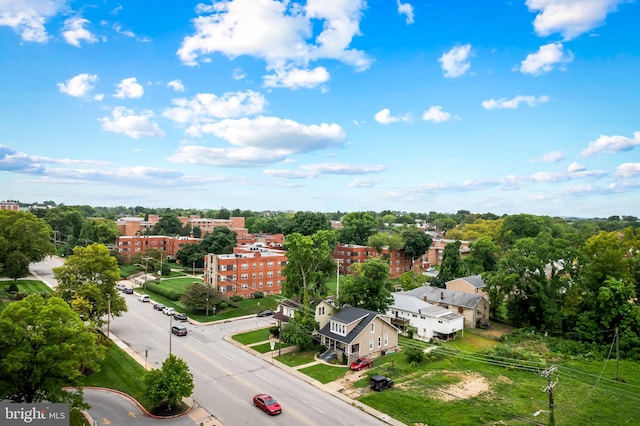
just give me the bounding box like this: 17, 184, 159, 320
0, 294, 102, 404
397, 271, 429, 291
44, 206, 85, 241
437, 241, 465, 285
54, 243, 126, 326
338, 258, 393, 312
5, 250, 30, 282
282, 231, 336, 302
402, 228, 432, 269
463, 236, 500, 274
281, 211, 331, 236
338, 211, 378, 245
153, 215, 182, 235
0, 210, 55, 267
192, 226, 202, 238
201, 227, 237, 254
90, 219, 119, 245
145, 354, 194, 410
175, 243, 206, 269
180, 282, 219, 313
280, 309, 317, 350
367, 232, 404, 254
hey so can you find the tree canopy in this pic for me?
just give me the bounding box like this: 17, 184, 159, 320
401, 228, 432, 267
0, 294, 102, 405
0, 210, 55, 273
338, 211, 378, 245
201, 227, 237, 254
437, 241, 465, 285
281, 211, 331, 236
338, 258, 393, 312
145, 354, 194, 410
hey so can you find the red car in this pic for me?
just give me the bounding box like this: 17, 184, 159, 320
350, 357, 373, 371
253, 394, 282, 416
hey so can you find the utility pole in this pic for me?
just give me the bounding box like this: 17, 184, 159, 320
169, 314, 173, 356
615, 327, 620, 381
107, 294, 111, 338
540, 365, 558, 426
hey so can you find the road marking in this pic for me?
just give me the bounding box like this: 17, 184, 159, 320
219, 353, 232, 361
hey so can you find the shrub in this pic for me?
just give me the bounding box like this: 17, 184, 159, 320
252, 291, 264, 298
145, 282, 181, 301
229, 295, 243, 303
269, 326, 280, 337
217, 302, 228, 311
8, 281, 19, 293
405, 347, 425, 366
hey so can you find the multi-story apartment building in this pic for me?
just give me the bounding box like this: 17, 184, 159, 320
427, 238, 470, 266
116, 235, 201, 261
333, 243, 417, 279
0, 201, 20, 211
178, 216, 248, 238
204, 244, 287, 299
116, 215, 159, 236
236, 233, 285, 248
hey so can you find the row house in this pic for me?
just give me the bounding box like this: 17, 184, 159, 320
117, 235, 201, 261
333, 243, 416, 278
204, 244, 287, 299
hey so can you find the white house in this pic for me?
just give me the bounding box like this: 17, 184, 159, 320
388, 293, 464, 340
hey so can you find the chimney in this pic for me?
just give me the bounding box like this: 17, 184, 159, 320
440, 291, 444, 300
423, 296, 427, 302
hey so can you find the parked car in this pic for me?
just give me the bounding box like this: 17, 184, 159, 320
370, 375, 394, 391
171, 325, 188, 336
349, 357, 373, 371
115, 283, 127, 291
252, 394, 282, 416
138, 294, 150, 302
153, 303, 165, 311
173, 313, 187, 321
163, 307, 176, 316
256, 310, 274, 317
122, 287, 134, 294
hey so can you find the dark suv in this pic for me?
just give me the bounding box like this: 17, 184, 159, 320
153, 303, 165, 311
370, 375, 394, 391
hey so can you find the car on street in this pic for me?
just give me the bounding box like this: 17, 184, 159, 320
138, 294, 150, 302
256, 310, 274, 317
252, 394, 282, 416
171, 325, 188, 336
122, 287, 134, 294
115, 283, 127, 291
173, 312, 187, 321
349, 357, 373, 371
153, 303, 165, 311
163, 307, 176, 316
369, 375, 393, 391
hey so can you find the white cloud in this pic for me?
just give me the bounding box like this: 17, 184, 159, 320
62, 17, 97, 47
374, 108, 411, 125
169, 145, 287, 167
526, 0, 623, 40
615, 163, 640, 178
113, 23, 135, 38
482, 95, 550, 109
167, 79, 185, 92
531, 151, 564, 162
57, 73, 98, 97
397, 1, 414, 25
263, 66, 329, 89
0, 0, 67, 43
349, 177, 380, 187
99, 107, 164, 139
422, 106, 453, 123
438, 44, 472, 78
264, 162, 386, 179
114, 77, 144, 99
163, 90, 266, 124
177, 0, 371, 84
232, 68, 247, 80
582, 131, 640, 156
567, 162, 586, 172
520, 43, 573, 75
193, 116, 345, 153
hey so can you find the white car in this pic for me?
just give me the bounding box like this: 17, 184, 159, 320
115, 283, 127, 291
138, 294, 150, 302
162, 307, 175, 316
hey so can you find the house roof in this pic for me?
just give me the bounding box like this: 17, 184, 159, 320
447, 274, 486, 289
390, 293, 463, 321
318, 306, 379, 345
403, 286, 487, 309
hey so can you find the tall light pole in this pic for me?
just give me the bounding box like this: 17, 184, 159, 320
169, 314, 173, 356
107, 294, 111, 338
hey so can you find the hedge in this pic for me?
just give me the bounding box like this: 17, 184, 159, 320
145, 282, 181, 301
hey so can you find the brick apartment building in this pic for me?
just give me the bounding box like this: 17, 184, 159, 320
204, 244, 287, 299
427, 238, 470, 266
178, 216, 249, 238
0, 201, 20, 211
116, 215, 160, 236
333, 243, 417, 279
116, 235, 201, 261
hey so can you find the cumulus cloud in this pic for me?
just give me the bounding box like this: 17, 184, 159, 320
114, 77, 144, 99
374, 108, 411, 125
582, 131, 640, 156
567, 162, 586, 172
0, 0, 68, 43
482, 95, 549, 109
526, 0, 623, 40
99, 107, 164, 139
62, 16, 97, 46
163, 90, 266, 124
57, 73, 99, 98
520, 43, 573, 75
177, 0, 371, 87
349, 177, 380, 187
422, 106, 453, 123
531, 150, 564, 163
397, 1, 414, 25
439, 44, 472, 78
167, 79, 185, 92
169, 145, 287, 167
264, 163, 386, 179
615, 163, 640, 178
263, 66, 330, 89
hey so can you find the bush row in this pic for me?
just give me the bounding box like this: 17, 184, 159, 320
145, 281, 181, 301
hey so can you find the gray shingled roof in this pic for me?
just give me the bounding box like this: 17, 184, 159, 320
390, 293, 463, 321
462, 274, 486, 289
318, 306, 378, 344
403, 286, 487, 309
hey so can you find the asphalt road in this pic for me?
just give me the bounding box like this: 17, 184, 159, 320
28, 255, 64, 288
111, 295, 388, 426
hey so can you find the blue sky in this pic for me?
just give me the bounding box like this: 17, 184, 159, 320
1, 0, 639, 217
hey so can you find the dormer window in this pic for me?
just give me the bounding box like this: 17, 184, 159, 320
330, 320, 346, 337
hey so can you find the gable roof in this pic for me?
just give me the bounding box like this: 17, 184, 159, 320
446, 274, 486, 289
403, 286, 487, 309
318, 306, 382, 344
390, 293, 463, 322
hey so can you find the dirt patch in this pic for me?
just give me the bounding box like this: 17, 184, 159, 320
433, 371, 490, 401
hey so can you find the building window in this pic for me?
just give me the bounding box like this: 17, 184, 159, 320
267, 271, 274, 277
378, 337, 382, 347
267, 261, 274, 267
252, 273, 257, 279
253, 263, 257, 268
384, 335, 388, 346
259, 272, 263, 278
267, 281, 273, 287
241, 274, 248, 280
231, 285, 236, 291
371, 323, 375, 333
252, 283, 256, 289
369, 339, 374, 350
242, 264, 248, 270
241, 284, 248, 290
219, 286, 226, 293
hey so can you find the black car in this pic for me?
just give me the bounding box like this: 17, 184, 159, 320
257, 310, 274, 317
173, 313, 187, 321
122, 287, 134, 294
370, 375, 394, 391
171, 325, 188, 336
153, 303, 165, 311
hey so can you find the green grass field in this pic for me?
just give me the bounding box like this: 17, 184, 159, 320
298, 363, 349, 384
275, 349, 318, 367
0, 279, 53, 293
233, 328, 272, 345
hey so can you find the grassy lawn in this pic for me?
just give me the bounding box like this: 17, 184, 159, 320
0, 279, 53, 293
298, 363, 348, 384
250, 341, 291, 354
233, 328, 272, 345
275, 349, 318, 367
